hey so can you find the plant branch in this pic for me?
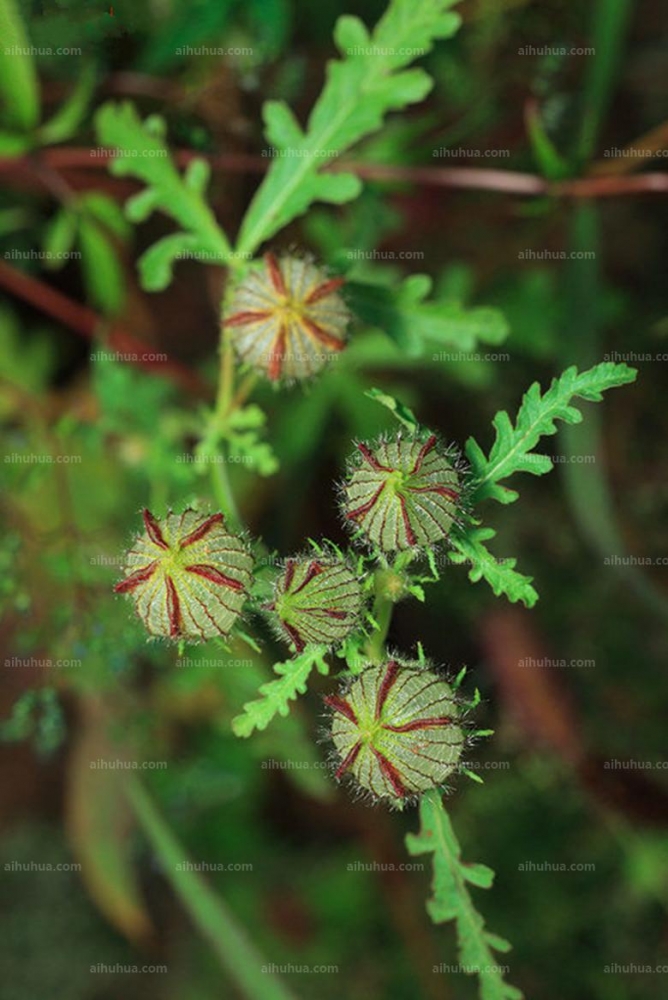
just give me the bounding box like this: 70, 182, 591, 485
0, 259, 208, 396
2, 149, 667, 199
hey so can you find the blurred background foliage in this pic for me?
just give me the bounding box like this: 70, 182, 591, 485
1, 0, 667, 998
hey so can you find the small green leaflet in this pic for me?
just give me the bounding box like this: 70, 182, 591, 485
406, 791, 523, 1000
236, 0, 461, 255
94, 102, 232, 291
232, 646, 329, 737
450, 525, 538, 608
365, 387, 419, 430
467, 362, 637, 505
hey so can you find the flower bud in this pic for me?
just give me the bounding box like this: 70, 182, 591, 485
114, 509, 253, 641
224, 253, 349, 382
267, 557, 363, 653
325, 658, 465, 806
341, 433, 462, 552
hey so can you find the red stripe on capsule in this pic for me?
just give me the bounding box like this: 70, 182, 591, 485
264, 252, 287, 297
185, 564, 245, 591
225, 310, 271, 327
382, 716, 453, 733
411, 435, 437, 474
371, 748, 408, 798
165, 575, 182, 638
143, 509, 169, 549
179, 513, 225, 549
335, 741, 362, 781
323, 694, 359, 725
304, 277, 345, 304
375, 660, 400, 720
113, 561, 158, 593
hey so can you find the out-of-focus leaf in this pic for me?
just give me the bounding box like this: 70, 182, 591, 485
37, 63, 96, 145
79, 191, 131, 242
348, 275, 509, 356
78, 217, 126, 315
0, 0, 40, 131
42, 208, 78, 271
0, 128, 32, 155
95, 101, 232, 292
65, 695, 153, 945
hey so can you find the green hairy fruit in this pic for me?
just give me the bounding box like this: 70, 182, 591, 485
114, 509, 253, 641
325, 658, 466, 806
266, 557, 363, 653
341, 433, 463, 552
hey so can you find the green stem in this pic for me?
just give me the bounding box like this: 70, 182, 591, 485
126, 775, 298, 1000
211, 456, 242, 532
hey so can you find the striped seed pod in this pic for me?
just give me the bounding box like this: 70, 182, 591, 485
223, 253, 349, 382
114, 509, 253, 641
267, 557, 363, 653
325, 659, 466, 806
341, 433, 462, 552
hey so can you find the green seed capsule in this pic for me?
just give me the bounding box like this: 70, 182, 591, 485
325, 659, 465, 806
268, 557, 363, 653
341, 433, 462, 552
224, 253, 349, 382
114, 509, 253, 641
